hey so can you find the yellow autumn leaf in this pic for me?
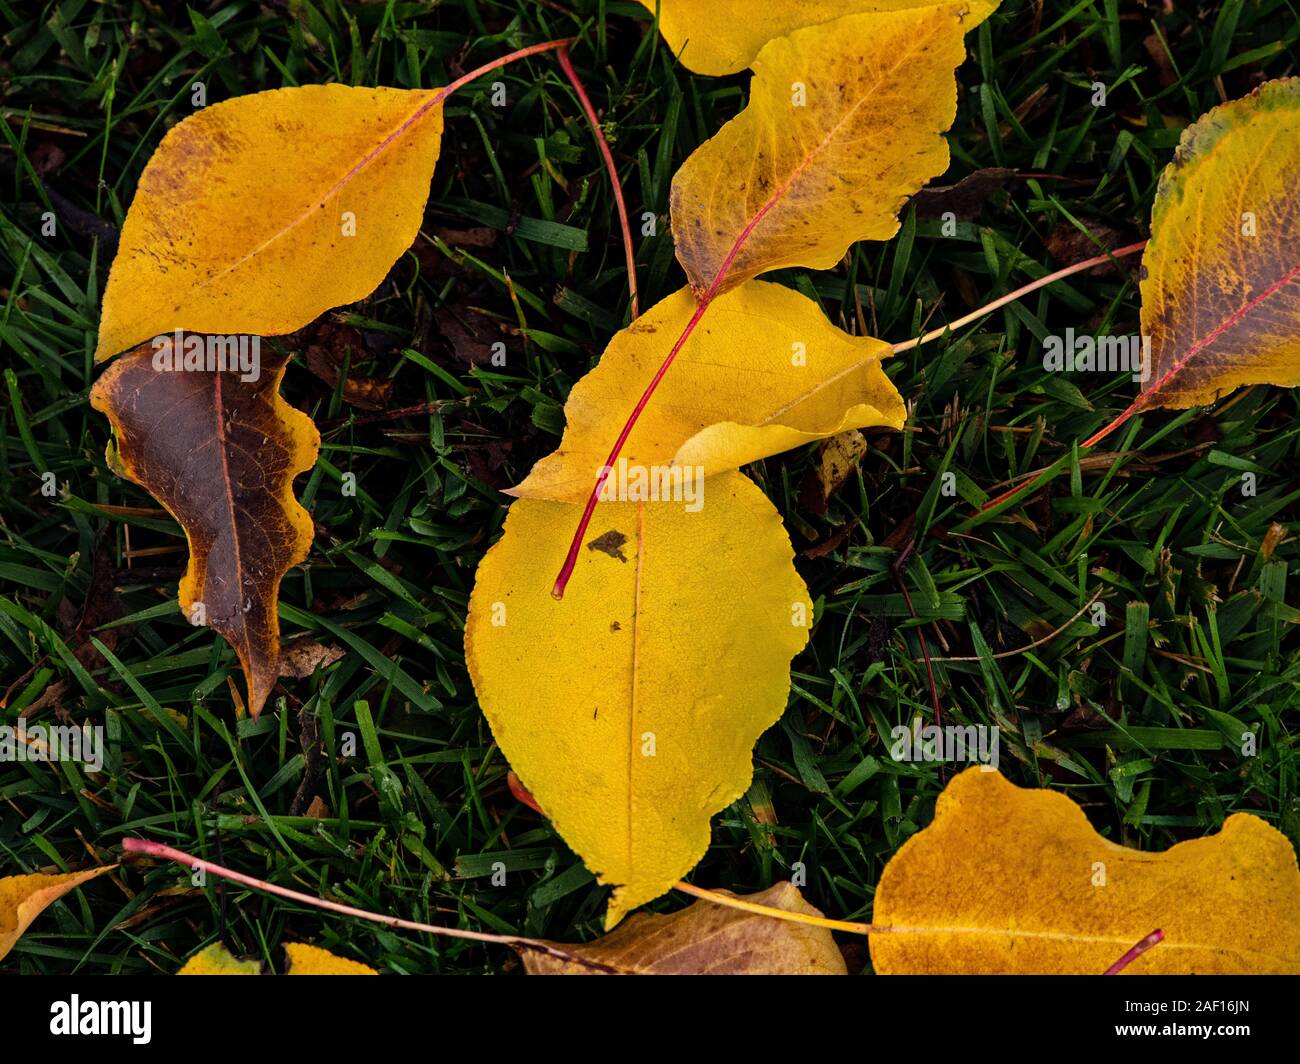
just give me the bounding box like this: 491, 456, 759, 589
0, 866, 115, 962
636, 0, 998, 76
95, 84, 444, 361
466, 472, 812, 927
177, 942, 263, 975
1136, 77, 1300, 410
669, 2, 991, 294
871, 768, 1300, 974
176, 942, 377, 974
523, 883, 846, 974
284, 942, 378, 975
510, 281, 903, 503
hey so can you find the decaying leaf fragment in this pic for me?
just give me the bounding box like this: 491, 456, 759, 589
523, 883, 846, 974
1137, 78, 1300, 409
510, 281, 903, 503
670, 3, 992, 294
95, 84, 444, 361
466, 473, 812, 927
635, 0, 998, 77
0, 866, 115, 962
870, 768, 1300, 974
91, 345, 319, 718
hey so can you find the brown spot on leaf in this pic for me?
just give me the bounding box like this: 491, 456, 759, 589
587, 530, 628, 562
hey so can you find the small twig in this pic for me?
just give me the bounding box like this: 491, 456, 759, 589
555, 45, 639, 318
932, 589, 1103, 662
120, 837, 613, 971
890, 241, 1148, 354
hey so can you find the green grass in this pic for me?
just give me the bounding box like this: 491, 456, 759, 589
2, 0, 1298, 974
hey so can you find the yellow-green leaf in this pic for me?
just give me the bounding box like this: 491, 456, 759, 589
177, 943, 262, 975
0, 866, 115, 962
636, 0, 998, 76
90, 346, 319, 718
95, 85, 443, 361
523, 883, 846, 974
510, 281, 903, 503
466, 472, 812, 927
870, 768, 1300, 974
1137, 77, 1300, 410
670, 3, 991, 294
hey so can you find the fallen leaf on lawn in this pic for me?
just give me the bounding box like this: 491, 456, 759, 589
1136, 77, 1300, 409
177, 943, 262, 975
466, 472, 812, 927
285, 943, 377, 975
870, 768, 1300, 974
177, 942, 376, 974
0, 866, 116, 961
522, 883, 846, 974
912, 166, 1017, 220
279, 639, 345, 679
95, 85, 444, 361
91, 346, 319, 718
670, 2, 993, 294
635, 0, 998, 76
816, 429, 869, 502
509, 282, 902, 503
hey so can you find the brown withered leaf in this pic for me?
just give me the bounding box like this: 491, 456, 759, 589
521, 883, 846, 975
91, 345, 319, 718
435, 226, 498, 249
1045, 219, 1134, 277
432, 307, 506, 366
293, 324, 393, 411
278, 639, 344, 679
912, 167, 1016, 220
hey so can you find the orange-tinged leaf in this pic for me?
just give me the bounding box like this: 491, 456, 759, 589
177, 943, 262, 975
509, 281, 903, 503
95, 85, 443, 361
1137, 78, 1300, 409
669, 3, 990, 295
522, 883, 846, 974
870, 768, 1300, 974
466, 472, 812, 928
284, 943, 378, 975
635, 0, 998, 76
90, 347, 319, 718
0, 866, 115, 961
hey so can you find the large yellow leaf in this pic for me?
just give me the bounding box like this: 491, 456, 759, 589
510, 281, 903, 503
91, 345, 319, 718
670, 3, 988, 294
635, 0, 998, 76
1136, 78, 1300, 409
95, 85, 443, 361
466, 472, 812, 927
870, 768, 1300, 974
0, 866, 115, 961
522, 883, 846, 974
